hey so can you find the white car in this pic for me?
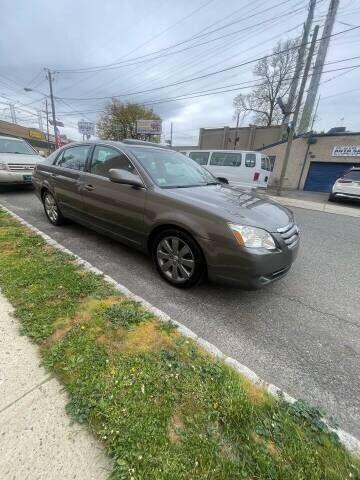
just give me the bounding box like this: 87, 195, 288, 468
0, 136, 45, 185
329, 167, 360, 202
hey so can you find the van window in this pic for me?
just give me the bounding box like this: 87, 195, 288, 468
245, 153, 256, 167
210, 152, 242, 167
189, 151, 209, 165
261, 155, 274, 171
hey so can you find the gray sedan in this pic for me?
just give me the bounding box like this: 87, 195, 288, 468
32, 140, 299, 288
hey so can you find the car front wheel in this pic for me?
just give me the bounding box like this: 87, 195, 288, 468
152, 229, 205, 288
43, 191, 65, 225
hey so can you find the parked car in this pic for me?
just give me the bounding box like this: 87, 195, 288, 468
0, 136, 44, 185
32, 141, 299, 288
329, 167, 360, 202
179, 149, 272, 189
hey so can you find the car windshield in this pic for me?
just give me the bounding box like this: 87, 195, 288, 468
0, 138, 37, 155
131, 147, 218, 188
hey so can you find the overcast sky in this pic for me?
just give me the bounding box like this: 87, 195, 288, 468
0, 0, 359, 145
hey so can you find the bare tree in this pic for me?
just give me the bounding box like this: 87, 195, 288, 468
233, 38, 299, 126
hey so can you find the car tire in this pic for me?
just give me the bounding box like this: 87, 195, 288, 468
42, 191, 66, 226
328, 193, 337, 202
152, 229, 206, 288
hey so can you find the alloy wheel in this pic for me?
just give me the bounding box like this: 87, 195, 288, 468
156, 236, 195, 284
44, 193, 59, 223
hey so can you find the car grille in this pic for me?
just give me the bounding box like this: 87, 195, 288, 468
8, 163, 35, 171
277, 223, 299, 249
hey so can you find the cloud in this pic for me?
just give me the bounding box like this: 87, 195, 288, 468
0, 0, 359, 145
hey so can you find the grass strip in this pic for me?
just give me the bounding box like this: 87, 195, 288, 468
0, 209, 359, 480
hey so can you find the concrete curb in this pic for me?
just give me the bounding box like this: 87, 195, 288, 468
267, 195, 360, 218
1, 203, 359, 456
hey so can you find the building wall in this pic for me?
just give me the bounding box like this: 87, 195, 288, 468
263, 133, 360, 190
198, 125, 283, 150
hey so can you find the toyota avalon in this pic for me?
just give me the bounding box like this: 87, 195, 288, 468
32, 140, 299, 288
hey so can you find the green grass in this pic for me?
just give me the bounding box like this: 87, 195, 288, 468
0, 209, 359, 480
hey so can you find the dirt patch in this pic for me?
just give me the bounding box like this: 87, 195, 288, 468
121, 321, 173, 354
42, 296, 119, 350
243, 379, 266, 404
253, 433, 280, 457
168, 411, 183, 444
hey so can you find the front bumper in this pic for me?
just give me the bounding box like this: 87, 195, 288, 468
202, 226, 299, 288
0, 170, 33, 184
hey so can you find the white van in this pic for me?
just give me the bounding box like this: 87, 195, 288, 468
179, 149, 272, 189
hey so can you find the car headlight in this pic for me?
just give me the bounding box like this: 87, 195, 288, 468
0, 162, 9, 170
229, 224, 276, 250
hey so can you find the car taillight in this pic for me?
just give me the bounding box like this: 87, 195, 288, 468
338, 178, 352, 183
254, 172, 260, 181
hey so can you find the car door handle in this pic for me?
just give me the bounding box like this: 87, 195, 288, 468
83, 184, 95, 191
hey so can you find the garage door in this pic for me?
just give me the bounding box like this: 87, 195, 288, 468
304, 161, 360, 192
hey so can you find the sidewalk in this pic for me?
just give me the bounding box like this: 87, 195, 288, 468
0, 292, 109, 480
266, 191, 360, 218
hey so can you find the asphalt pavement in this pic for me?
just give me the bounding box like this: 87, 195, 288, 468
1, 186, 359, 437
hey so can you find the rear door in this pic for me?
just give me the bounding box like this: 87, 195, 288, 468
52, 145, 91, 218
79, 144, 146, 246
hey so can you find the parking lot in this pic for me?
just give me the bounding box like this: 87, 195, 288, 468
1, 186, 359, 437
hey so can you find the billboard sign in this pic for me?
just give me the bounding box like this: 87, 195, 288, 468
136, 119, 162, 135
78, 121, 95, 136
332, 145, 360, 157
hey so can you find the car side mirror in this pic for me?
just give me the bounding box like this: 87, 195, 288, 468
217, 176, 229, 184
108, 168, 144, 188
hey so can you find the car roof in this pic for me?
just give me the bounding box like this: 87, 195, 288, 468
186, 149, 258, 154
59, 140, 170, 152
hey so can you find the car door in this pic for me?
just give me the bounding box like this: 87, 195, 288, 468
51, 145, 91, 218
79, 144, 146, 246
207, 151, 243, 186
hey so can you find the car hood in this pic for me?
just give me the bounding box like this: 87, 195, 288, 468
164, 184, 293, 232
0, 153, 43, 164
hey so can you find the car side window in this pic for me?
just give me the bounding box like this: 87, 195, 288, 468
90, 146, 136, 178
210, 152, 242, 167
245, 153, 256, 167
189, 151, 209, 165
58, 146, 90, 171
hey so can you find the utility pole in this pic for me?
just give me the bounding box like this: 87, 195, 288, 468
276, 25, 319, 196
45, 99, 50, 142
9, 104, 17, 123
37, 110, 43, 132
46, 68, 57, 143
282, 0, 316, 129
170, 122, 173, 147
233, 111, 240, 150
298, 0, 339, 133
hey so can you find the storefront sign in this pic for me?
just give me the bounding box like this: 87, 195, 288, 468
28, 129, 45, 140
332, 145, 360, 157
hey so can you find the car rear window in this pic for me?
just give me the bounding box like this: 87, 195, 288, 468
210, 152, 242, 167
344, 170, 360, 181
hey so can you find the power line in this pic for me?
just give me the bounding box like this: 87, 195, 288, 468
54, 62, 360, 117
59, 24, 360, 102
54, 0, 297, 74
